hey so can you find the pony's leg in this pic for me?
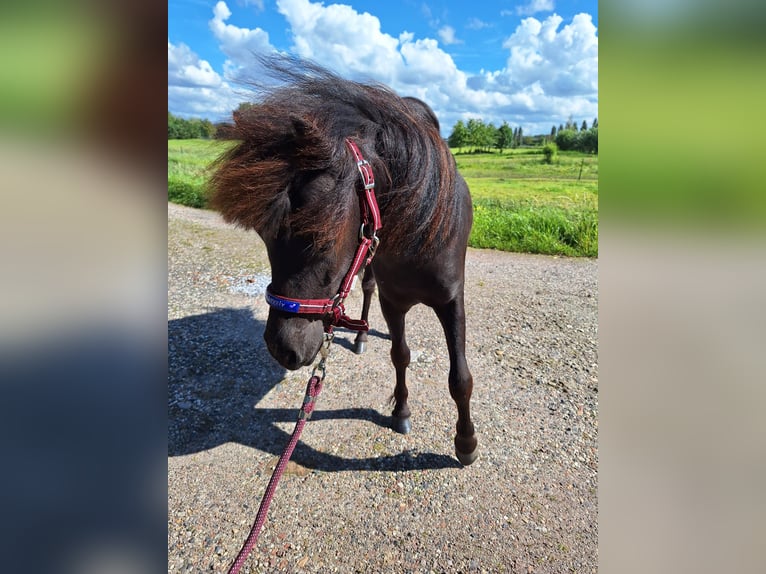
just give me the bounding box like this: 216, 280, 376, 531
434, 295, 478, 465
353, 267, 376, 354
379, 294, 412, 434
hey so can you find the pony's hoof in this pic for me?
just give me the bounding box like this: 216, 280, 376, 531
392, 416, 411, 435
353, 340, 367, 355
456, 447, 479, 466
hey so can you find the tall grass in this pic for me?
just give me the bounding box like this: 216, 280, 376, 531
168, 140, 598, 256
470, 199, 598, 257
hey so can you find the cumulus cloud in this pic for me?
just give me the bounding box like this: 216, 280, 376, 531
168, 41, 222, 89
167, 40, 241, 120
276, 0, 402, 80
438, 25, 461, 45
209, 1, 274, 68
500, 13, 598, 97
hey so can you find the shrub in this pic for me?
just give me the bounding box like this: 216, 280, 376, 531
542, 142, 558, 164
168, 177, 208, 208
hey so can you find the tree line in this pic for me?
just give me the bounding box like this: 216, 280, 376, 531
169, 106, 597, 154
168, 112, 217, 139
448, 116, 598, 154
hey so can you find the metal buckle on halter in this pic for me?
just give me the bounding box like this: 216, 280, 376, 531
328, 293, 342, 311
356, 159, 375, 190
359, 222, 379, 241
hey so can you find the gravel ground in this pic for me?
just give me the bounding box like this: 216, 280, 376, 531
168, 202, 598, 573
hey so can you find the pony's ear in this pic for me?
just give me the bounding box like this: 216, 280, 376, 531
288, 114, 332, 171
290, 116, 310, 138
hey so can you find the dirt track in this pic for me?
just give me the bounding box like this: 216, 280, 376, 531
168, 203, 598, 573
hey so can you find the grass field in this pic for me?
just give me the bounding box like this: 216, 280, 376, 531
168, 139, 598, 256
168, 139, 231, 208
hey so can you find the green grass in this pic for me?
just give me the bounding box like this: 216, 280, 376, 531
168, 140, 598, 256
453, 148, 598, 256
471, 200, 598, 257
168, 139, 232, 208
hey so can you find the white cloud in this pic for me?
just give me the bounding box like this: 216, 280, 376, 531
499, 13, 598, 97
276, 0, 402, 80
167, 40, 241, 120
209, 0, 274, 72
168, 41, 222, 88
515, 0, 555, 17
438, 25, 461, 45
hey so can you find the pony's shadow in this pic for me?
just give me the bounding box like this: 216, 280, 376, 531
168, 308, 460, 471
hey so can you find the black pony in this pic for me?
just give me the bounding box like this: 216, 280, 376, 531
210, 58, 478, 465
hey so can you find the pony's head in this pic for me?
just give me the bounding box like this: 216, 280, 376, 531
210, 108, 362, 369
259, 169, 363, 370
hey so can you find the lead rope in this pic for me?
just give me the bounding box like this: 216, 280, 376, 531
226, 333, 334, 574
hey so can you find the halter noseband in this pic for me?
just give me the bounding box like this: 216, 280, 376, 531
264, 138, 381, 333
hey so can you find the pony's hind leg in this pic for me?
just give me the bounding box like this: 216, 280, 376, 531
379, 294, 412, 434
434, 295, 478, 465
353, 267, 376, 354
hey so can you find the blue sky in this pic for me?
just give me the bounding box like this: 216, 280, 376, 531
168, 0, 598, 136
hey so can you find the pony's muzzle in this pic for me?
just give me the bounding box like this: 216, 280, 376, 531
264, 313, 324, 370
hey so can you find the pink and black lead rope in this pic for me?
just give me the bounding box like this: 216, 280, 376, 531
226, 372, 324, 574
226, 138, 380, 573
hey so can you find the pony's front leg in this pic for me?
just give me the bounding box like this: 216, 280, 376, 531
434, 295, 478, 465
353, 266, 376, 354
379, 294, 412, 434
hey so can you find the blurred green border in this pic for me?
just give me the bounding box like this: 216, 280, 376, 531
601, 3, 766, 230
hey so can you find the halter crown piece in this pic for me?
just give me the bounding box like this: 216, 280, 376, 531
264, 138, 382, 333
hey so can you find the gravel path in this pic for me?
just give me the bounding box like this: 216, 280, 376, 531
168, 202, 598, 573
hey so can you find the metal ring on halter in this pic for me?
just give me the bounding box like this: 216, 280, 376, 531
311, 332, 334, 380
368, 234, 380, 255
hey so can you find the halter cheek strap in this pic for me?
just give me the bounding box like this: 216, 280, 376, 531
265, 138, 381, 333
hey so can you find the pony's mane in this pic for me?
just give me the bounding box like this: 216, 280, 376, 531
209, 57, 458, 257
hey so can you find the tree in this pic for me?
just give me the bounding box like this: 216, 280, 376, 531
555, 129, 579, 151
592, 117, 598, 129
581, 120, 588, 132
550, 125, 557, 140
168, 111, 216, 139
466, 118, 482, 151
515, 126, 523, 147
581, 127, 598, 154
496, 122, 514, 152
448, 120, 469, 149
168, 112, 182, 139
200, 119, 216, 139
478, 122, 498, 152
